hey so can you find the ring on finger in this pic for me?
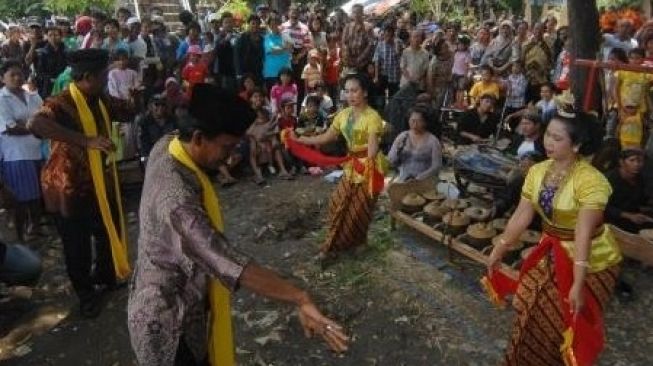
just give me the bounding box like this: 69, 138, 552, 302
324, 324, 333, 332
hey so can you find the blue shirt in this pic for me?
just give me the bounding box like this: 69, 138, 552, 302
176, 38, 204, 61
263, 33, 291, 79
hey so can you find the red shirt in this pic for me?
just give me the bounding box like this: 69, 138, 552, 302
325, 47, 340, 85
182, 61, 209, 96
277, 115, 297, 130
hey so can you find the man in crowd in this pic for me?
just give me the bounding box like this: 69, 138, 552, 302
236, 15, 265, 84
213, 12, 239, 92
28, 49, 135, 318
137, 94, 177, 157
282, 5, 311, 100
603, 19, 638, 61
24, 22, 47, 70
34, 27, 67, 98
341, 4, 375, 74
457, 94, 500, 145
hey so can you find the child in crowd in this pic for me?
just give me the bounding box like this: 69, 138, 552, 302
298, 95, 327, 130
324, 33, 341, 103
301, 81, 335, 119
239, 73, 257, 101
535, 83, 557, 124
617, 100, 646, 149
181, 45, 209, 98
276, 97, 304, 174
107, 48, 141, 161
503, 62, 529, 130
247, 108, 293, 185
270, 67, 298, 115
108, 49, 140, 100
249, 87, 271, 111
614, 48, 653, 116
302, 49, 323, 94
451, 35, 472, 109
276, 97, 298, 130
469, 65, 501, 105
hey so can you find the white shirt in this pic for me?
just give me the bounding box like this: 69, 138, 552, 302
602, 33, 638, 61
0, 87, 43, 161
517, 140, 535, 158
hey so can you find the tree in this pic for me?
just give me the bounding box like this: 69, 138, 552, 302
567, 0, 602, 112
0, 0, 47, 19
44, 0, 113, 15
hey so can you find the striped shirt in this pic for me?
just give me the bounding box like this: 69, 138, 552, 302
373, 40, 401, 83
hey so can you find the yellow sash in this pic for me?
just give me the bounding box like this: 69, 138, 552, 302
69, 82, 131, 280
168, 137, 234, 366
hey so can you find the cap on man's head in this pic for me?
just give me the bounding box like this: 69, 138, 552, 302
181, 83, 256, 137
67, 49, 110, 75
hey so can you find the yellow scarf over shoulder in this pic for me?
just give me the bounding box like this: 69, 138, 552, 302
168, 137, 234, 366
69, 82, 131, 280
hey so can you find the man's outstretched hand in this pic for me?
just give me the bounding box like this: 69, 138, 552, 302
297, 301, 349, 353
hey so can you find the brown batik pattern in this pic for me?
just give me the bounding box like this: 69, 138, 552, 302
321, 178, 377, 253
504, 258, 619, 366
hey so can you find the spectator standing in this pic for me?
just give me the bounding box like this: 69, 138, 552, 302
521, 23, 553, 103
373, 26, 402, 99
34, 27, 67, 98
427, 33, 454, 110
324, 34, 341, 103
341, 4, 375, 74
102, 19, 130, 59
213, 12, 239, 92
81, 11, 107, 49
270, 67, 298, 116
400, 30, 429, 89
302, 49, 323, 93
24, 22, 47, 70
236, 15, 265, 85
282, 5, 311, 102
602, 19, 638, 61
1, 26, 26, 66
263, 17, 292, 92
176, 21, 203, 63
0, 60, 44, 242
469, 26, 491, 67
136, 95, 177, 157
181, 45, 209, 98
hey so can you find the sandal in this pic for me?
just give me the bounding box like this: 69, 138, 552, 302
254, 176, 266, 186
220, 177, 237, 187
278, 173, 295, 180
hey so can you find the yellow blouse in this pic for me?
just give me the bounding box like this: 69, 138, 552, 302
521, 159, 622, 272
330, 106, 389, 183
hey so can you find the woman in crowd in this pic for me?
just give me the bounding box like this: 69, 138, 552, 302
488, 108, 622, 365
470, 26, 491, 67
292, 74, 388, 254
482, 20, 515, 76
388, 106, 442, 182
0, 60, 44, 242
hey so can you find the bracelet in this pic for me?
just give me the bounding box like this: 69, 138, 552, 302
574, 260, 590, 268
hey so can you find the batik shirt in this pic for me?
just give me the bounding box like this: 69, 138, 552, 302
128, 135, 250, 366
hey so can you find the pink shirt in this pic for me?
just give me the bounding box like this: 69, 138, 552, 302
270, 83, 298, 114
452, 50, 472, 77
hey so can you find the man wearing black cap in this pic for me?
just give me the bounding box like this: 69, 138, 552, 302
128, 84, 348, 366
28, 49, 135, 318
137, 94, 177, 157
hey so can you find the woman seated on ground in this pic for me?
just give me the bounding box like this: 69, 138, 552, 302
247, 108, 293, 185
605, 148, 653, 233
388, 106, 442, 183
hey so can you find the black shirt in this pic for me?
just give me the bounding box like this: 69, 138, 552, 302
137, 113, 177, 156
457, 109, 500, 145
605, 169, 651, 233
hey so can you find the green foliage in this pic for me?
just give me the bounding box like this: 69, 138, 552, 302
44, 0, 113, 15
0, 0, 48, 18
597, 0, 639, 8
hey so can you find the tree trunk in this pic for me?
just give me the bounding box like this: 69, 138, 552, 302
567, 0, 602, 112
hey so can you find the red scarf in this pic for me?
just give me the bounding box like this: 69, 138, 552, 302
482, 235, 605, 366
281, 129, 384, 195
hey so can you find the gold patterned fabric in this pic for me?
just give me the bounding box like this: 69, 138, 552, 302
521, 159, 623, 272
322, 177, 377, 253
505, 259, 619, 366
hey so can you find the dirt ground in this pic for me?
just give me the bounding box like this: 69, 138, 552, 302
1, 174, 652, 366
